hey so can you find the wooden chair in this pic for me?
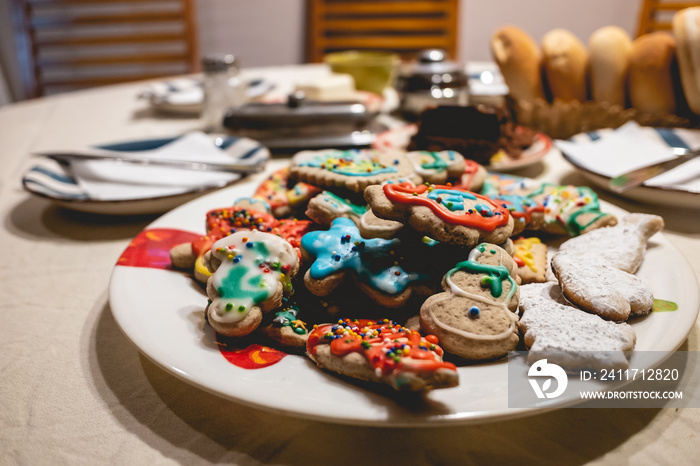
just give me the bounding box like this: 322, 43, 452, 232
305, 0, 459, 63
13, 0, 199, 98
636, 0, 700, 36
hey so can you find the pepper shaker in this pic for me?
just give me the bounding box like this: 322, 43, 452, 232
201, 54, 246, 132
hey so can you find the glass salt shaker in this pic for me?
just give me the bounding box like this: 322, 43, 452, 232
200, 54, 246, 132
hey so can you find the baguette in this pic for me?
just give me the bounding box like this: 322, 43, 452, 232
541, 28, 589, 102
628, 32, 678, 114
491, 26, 546, 103
589, 26, 633, 106
673, 7, 700, 115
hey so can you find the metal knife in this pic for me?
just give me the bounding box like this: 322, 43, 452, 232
33, 151, 266, 174
609, 148, 700, 192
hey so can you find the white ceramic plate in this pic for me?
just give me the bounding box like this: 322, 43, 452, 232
372, 123, 555, 172
22, 134, 269, 216
109, 167, 700, 425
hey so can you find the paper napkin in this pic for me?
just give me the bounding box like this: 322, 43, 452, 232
68, 132, 269, 200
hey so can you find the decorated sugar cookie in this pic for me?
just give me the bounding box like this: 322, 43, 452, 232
290, 149, 421, 193
453, 159, 488, 192
300, 217, 426, 308
419, 243, 520, 360
253, 167, 321, 218
405, 150, 466, 184
307, 318, 459, 391
512, 237, 547, 284
364, 181, 514, 246
305, 190, 367, 227
205, 230, 300, 337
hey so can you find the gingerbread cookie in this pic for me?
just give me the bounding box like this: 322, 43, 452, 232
358, 209, 404, 239
307, 318, 459, 391
253, 167, 321, 218
557, 213, 664, 273
454, 159, 488, 192
518, 282, 637, 371
290, 149, 421, 193
305, 190, 367, 227
528, 184, 617, 236
512, 237, 548, 284
364, 182, 514, 246
405, 150, 466, 184
551, 251, 654, 322
300, 217, 426, 308
419, 243, 520, 360
257, 298, 309, 351
205, 230, 300, 336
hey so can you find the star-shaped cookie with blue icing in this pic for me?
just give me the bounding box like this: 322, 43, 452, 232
300, 218, 426, 308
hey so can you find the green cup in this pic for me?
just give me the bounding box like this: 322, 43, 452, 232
324, 51, 400, 95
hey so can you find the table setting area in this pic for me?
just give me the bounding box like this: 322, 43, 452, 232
3, 2, 700, 464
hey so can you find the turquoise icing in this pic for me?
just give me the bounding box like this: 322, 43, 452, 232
300, 217, 423, 295
427, 188, 477, 211
298, 150, 398, 177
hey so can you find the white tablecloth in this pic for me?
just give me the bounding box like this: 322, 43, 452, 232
1, 66, 699, 465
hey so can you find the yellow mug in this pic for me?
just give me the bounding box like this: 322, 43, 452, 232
324, 51, 400, 95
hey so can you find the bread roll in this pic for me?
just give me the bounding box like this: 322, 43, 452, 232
541, 29, 589, 102
491, 26, 546, 103
673, 7, 700, 115
589, 26, 633, 105
628, 32, 678, 114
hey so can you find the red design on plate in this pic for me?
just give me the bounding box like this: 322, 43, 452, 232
217, 340, 287, 369
117, 228, 201, 269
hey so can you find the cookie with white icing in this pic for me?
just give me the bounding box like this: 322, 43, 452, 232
518, 282, 637, 371
551, 251, 654, 322
307, 318, 459, 391
557, 213, 664, 273
405, 150, 466, 184
419, 243, 520, 360
290, 149, 421, 193
305, 190, 367, 228
205, 230, 300, 337
512, 237, 548, 284
364, 181, 514, 246
301, 218, 427, 308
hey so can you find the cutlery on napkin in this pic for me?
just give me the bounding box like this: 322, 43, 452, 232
34, 132, 269, 201
555, 121, 700, 193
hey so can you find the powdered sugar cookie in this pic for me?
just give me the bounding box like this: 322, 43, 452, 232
419, 243, 520, 360
405, 150, 465, 184
305, 190, 367, 227
557, 213, 664, 273
290, 149, 421, 193
205, 230, 300, 337
551, 251, 654, 322
364, 182, 514, 246
300, 218, 426, 308
307, 318, 459, 391
513, 237, 547, 284
518, 282, 637, 371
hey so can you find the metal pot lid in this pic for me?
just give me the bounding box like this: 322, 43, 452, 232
223, 92, 375, 130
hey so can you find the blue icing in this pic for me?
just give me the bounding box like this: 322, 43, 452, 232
298, 150, 398, 177
474, 203, 494, 217
234, 196, 271, 211
427, 189, 477, 211
300, 217, 422, 295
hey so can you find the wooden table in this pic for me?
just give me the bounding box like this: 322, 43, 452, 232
1, 65, 699, 465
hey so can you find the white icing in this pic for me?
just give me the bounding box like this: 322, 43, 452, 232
359, 210, 403, 233
209, 230, 296, 324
